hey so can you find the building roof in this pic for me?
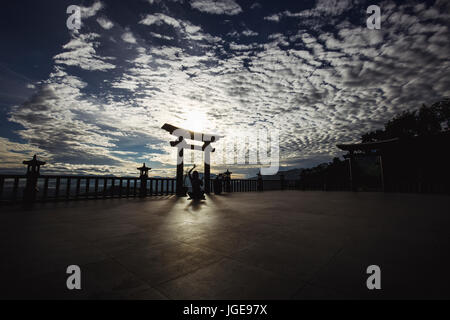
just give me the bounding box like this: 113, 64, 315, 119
336, 138, 400, 152
337, 130, 450, 152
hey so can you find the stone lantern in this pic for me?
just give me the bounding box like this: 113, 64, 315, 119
137, 163, 150, 178
23, 154, 46, 202
280, 172, 285, 190
137, 163, 151, 197
257, 170, 263, 191
223, 169, 232, 193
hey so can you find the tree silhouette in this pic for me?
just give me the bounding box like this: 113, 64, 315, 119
362, 98, 450, 142
300, 99, 450, 191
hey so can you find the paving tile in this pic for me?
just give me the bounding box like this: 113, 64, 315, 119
157, 258, 300, 299
1, 259, 168, 300
229, 238, 341, 283
112, 242, 223, 285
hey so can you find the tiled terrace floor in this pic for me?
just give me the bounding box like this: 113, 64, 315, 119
1, 191, 449, 299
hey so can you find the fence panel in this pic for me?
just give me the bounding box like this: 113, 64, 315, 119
5, 172, 441, 204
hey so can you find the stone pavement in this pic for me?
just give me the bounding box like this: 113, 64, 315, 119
1, 191, 449, 299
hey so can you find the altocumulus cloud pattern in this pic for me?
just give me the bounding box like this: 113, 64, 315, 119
0, 0, 449, 177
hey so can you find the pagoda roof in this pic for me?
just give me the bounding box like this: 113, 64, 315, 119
336, 138, 400, 152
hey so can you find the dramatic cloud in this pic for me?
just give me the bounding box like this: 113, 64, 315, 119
53, 33, 116, 71
121, 31, 137, 44
2, 0, 449, 177
250, 2, 262, 10
80, 1, 104, 18
264, 0, 355, 22
97, 17, 114, 29
0, 137, 48, 171
139, 13, 181, 28
242, 29, 259, 37
190, 0, 242, 15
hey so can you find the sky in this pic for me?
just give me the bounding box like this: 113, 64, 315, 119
0, 0, 449, 178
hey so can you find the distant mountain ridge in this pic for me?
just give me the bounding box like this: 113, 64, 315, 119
249, 168, 302, 180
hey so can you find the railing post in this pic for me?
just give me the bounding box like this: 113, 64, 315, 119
94, 178, 99, 199
0, 176, 4, 199
85, 178, 90, 199
55, 177, 61, 199
111, 178, 115, 197
103, 178, 107, 198
43, 177, 48, 200
66, 178, 71, 199
12, 177, 19, 201
280, 174, 285, 191
76, 178, 81, 198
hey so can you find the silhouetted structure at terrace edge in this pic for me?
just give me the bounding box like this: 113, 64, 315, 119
137, 163, 151, 197
23, 154, 46, 202
1, 129, 449, 204
337, 131, 450, 193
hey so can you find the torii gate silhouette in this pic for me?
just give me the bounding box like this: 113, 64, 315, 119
161, 123, 221, 196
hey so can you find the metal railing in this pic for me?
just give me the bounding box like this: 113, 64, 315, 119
2, 173, 445, 204
0, 174, 295, 204
0, 174, 265, 204
0, 174, 177, 203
